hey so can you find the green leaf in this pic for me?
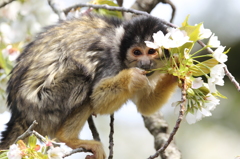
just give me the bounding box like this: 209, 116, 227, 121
198, 84, 210, 96
190, 58, 218, 76
0, 151, 8, 159
180, 15, 202, 42
28, 135, 37, 148
179, 42, 194, 55
187, 88, 195, 97
213, 92, 227, 99
92, 0, 123, 18
181, 15, 190, 27
224, 47, 231, 54
35, 152, 48, 159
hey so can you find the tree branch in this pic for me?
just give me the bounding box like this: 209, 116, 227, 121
116, 0, 123, 7
162, 0, 176, 23
108, 114, 114, 159
147, 79, 186, 159
47, 0, 66, 20
129, 0, 176, 22
143, 112, 181, 159
0, 0, 16, 8
63, 147, 91, 158
63, 3, 149, 17
62, 3, 177, 28
88, 116, 101, 141
13, 120, 38, 144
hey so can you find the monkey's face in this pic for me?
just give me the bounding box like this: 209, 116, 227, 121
124, 45, 166, 76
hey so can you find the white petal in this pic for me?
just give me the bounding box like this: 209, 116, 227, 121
208, 34, 220, 48
192, 77, 203, 89
205, 94, 220, 110
153, 31, 165, 46
144, 41, 159, 49
200, 108, 212, 117
185, 112, 197, 124
195, 110, 203, 121
199, 24, 212, 39
208, 77, 217, 93
213, 46, 228, 63
7, 144, 22, 159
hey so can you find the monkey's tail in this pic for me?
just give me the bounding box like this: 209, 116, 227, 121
0, 114, 28, 150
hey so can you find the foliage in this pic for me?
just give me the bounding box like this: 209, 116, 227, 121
0, 135, 65, 159
145, 15, 229, 124
91, 0, 123, 18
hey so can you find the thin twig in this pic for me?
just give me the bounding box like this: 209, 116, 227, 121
0, 0, 16, 8
148, 79, 186, 159
108, 114, 114, 159
63, 147, 92, 158
224, 66, 240, 91
88, 116, 101, 141
14, 120, 38, 144
116, 0, 123, 7
164, 0, 176, 23
32, 130, 61, 147
47, 0, 66, 20
63, 3, 177, 28
63, 4, 148, 16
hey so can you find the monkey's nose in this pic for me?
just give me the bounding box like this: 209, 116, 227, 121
138, 60, 152, 70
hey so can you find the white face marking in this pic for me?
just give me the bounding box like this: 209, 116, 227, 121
115, 26, 125, 46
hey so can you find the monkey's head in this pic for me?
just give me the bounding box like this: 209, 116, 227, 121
120, 16, 169, 76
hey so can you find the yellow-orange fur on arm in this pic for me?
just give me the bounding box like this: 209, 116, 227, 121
91, 67, 148, 115
134, 74, 178, 115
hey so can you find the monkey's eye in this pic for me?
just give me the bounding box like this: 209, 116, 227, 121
148, 49, 156, 55
133, 49, 142, 56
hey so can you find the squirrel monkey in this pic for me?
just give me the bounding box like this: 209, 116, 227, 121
0, 14, 177, 159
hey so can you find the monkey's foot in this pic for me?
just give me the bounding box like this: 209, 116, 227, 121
84, 142, 106, 159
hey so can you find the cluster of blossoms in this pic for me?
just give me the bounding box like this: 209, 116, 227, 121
145, 16, 228, 124
1, 135, 66, 159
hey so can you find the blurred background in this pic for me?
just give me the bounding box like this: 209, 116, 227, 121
0, 0, 240, 159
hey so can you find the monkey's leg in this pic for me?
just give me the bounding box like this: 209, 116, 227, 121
136, 74, 178, 115
91, 68, 148, 115
56, 105, 106, 159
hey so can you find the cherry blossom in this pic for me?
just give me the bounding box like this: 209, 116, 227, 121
212, 46, 228, 63
198, 24, 212, 39
167, 28, 190, 48
207, 34, 220, 48
48, 147, 66, 159
144, 30, 169, 49
205, 94, 220, 111
185, 94, 219, 124
7, 144, 22, 159
191, 77, 203, 89
2, 45, 20, 61
145, 28, 191, 49
208, 64, 225, 93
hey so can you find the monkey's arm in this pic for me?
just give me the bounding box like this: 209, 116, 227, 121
56, 68, 147, 159
135, 74, 178, 115
91, 68, 148, 115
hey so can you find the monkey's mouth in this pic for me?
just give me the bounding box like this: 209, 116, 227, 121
146, 71, 154, 76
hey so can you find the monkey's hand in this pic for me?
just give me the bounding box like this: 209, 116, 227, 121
135, 73, 178, 115
127, 67, 149, 93
91, 67, 148, 115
